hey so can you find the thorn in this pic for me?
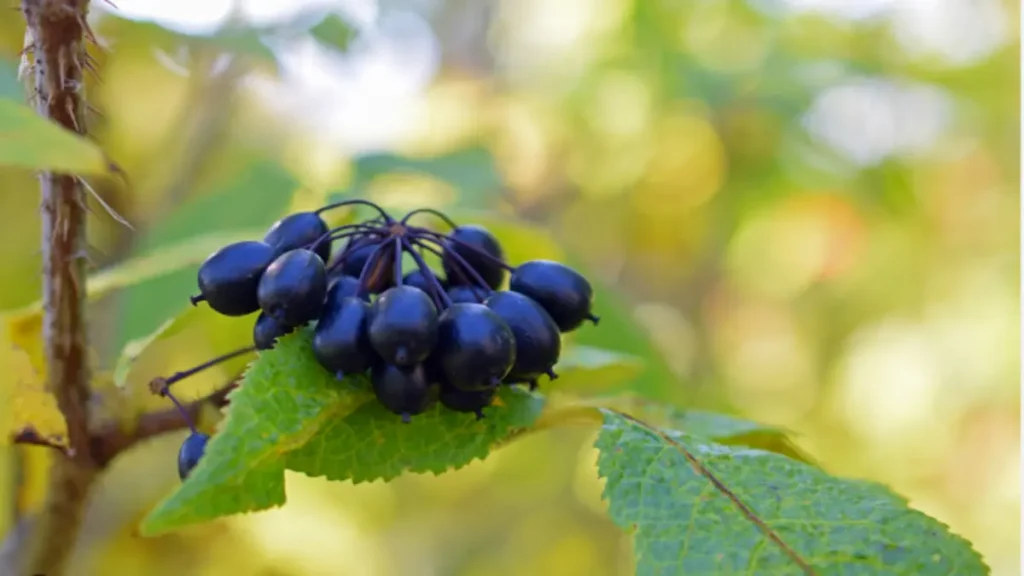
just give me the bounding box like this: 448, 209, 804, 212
79, 177, 135, 231
85, 102, 104, 120
64, 96, 80, 132
400, 413, 412, 424
79, 14, 100, 46
56, 45, 68, 93
83, 58, 101, 81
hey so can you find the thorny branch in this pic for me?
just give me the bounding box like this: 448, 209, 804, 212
11, 381, 239, 466
18, 0, 97, 574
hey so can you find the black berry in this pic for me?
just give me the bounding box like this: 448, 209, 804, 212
326, 274, 370, 303
371, 362, 435, 422
263, 211, 331, 262
193, 240, 275, 316
442, 225, 506, 289
438, 383, 495, 419
404, 268, 446, 296
337, 236, 394, 292
368, 286, 439, 367
509, 260, 597, 332
483, 291, 561, 387
257, 249, 328, 327
447, 285, 484, 304
253, 312, 293, 350
433, 303, 516, 391
313, 296, 375, 379
178, 432, 210, 480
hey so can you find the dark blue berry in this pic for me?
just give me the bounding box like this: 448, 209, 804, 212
257, 249, 328, 327
484, 290, 561, 387
194, 241, 275, 316
433, 303, 515, 391
178, 432, 210, 481
509, 260, 597, 332
442, 225, 506, 289
371, 362, 436, 422
253, 311, 293, 350
313, 296, 375, 378
368, 286, 439, 367
263, 211, 331, 262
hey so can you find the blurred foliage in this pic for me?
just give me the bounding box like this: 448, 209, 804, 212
0, 0, 1019, 574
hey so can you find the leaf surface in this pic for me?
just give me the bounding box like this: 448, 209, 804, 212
595, 410, 989, 576
139, 331, 364, 535
287, 386, 544, 484
552, 345, 645, 394
0, 98, 112, 175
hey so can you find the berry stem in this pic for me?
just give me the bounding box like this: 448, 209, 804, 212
402, 237, 452, 309
354, 238, 391, 297
326, 230, 391, 275
400, 207, 458, 229
152, 346, 256, 393
314, 199, 394, 223
162, 389, 199, 435
410, 227, 516, 271
308, 222, 382, 254
411, 237, 492, 300
392, 236, 404, 287
326, 233, 376, 274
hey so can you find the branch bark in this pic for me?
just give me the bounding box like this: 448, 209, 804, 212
10, 381, 238, 467
19, 1, 97, 574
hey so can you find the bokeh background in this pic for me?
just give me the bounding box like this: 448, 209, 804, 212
0, 0, 1019, 574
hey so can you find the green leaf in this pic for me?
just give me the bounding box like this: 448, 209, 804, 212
309, 12, 357, 52
657, 408, 813, 464
111, 304, 259, 394
139, 330, 366, 536
595, 410, 989, 576
92, 230, 267, 301
0, 60, 21, 100
286, 386, 545, 484
551, 345, 645, 395
112, 310, 191, 389
597, 399, 814, 464
117, 160, 297, 352
0, 98, 112, 175
111, 17, 280, 70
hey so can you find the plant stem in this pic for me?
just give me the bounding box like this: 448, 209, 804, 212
20, 1, 98, 574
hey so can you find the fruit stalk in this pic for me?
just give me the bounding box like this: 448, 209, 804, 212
402, 237, 453, 308
415, 228, 516, 271
19, 1, 98, 574
400, 207, 458, 228
412, 238, 492, 298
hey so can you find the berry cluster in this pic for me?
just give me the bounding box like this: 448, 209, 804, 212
156, 200, 599, 480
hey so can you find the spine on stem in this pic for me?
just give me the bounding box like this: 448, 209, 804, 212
20, 1, 98, 574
